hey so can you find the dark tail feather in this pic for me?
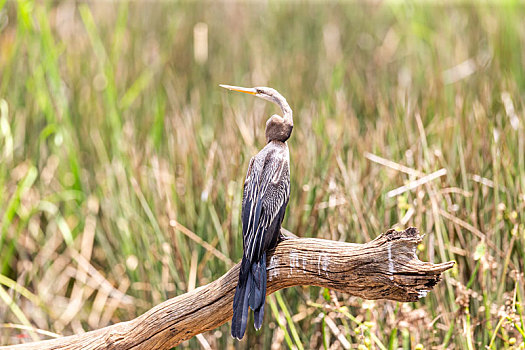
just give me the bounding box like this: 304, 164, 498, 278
232, 257, 252, 339
254, 303, 265, 331
252, 252, 267, 330
249, 253, 265, 310
232, 253, 268, 338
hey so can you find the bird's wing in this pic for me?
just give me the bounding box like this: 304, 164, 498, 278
241, 157, 259, 247
242, 151, 290, 263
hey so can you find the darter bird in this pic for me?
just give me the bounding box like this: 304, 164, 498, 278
220, 84, 293, 340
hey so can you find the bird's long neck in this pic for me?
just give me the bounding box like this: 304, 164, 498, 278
272, 94, 293, 128
263, 90, 294, 143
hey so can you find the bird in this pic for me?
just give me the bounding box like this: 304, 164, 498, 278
220, 84, 293, 340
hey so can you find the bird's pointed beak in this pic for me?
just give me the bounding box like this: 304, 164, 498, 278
219, 84, 257, 95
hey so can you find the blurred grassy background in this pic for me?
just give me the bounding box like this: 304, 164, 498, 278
1, 1, 524, 349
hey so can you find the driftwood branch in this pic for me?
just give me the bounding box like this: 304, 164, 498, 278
5, 227, 454, 350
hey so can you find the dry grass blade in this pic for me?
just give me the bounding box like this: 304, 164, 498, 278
387, 169, 447, 198
0, 287, 39, 341
364, 152, 423, 177
0, 324, 61, 339
68, 249, 134, 305
169, 219, 233, 266
324, 315, 351, 349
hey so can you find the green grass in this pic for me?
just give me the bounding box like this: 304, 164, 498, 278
1, 1, 525, 348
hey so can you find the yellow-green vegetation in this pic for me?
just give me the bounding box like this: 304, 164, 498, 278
1, 1, 524, 349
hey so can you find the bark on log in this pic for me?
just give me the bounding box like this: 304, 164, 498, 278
4, 227, 454, 350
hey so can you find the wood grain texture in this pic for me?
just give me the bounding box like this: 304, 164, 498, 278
4, 227, 454, 350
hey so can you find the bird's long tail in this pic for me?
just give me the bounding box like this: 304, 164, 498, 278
231, 252, 267, 339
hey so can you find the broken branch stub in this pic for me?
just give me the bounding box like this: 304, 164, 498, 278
5, 227, 454, 350
269, 227, 453, 302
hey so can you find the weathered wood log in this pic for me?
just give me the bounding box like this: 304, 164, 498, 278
4, 227, 454, 350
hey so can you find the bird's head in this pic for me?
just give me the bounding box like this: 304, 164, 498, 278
219, 84, 279, 103
220, 84, 293, 143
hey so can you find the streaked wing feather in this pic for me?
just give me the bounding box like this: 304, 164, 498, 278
242, 157, 258, 251
242, 149, 290, 262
